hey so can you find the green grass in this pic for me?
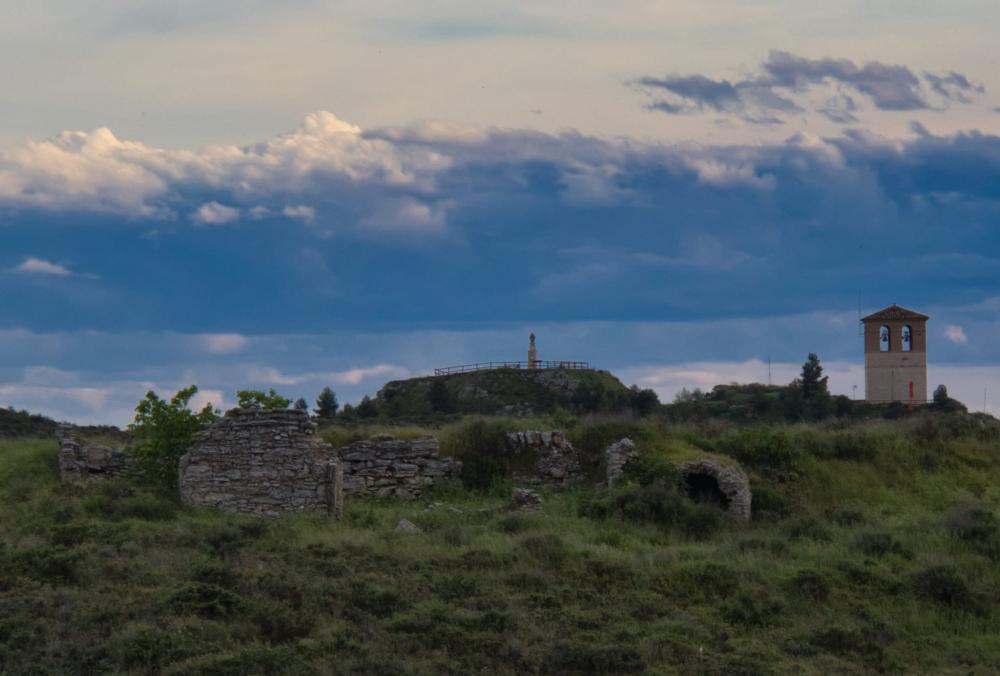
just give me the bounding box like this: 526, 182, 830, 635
2, 412, 1000, 674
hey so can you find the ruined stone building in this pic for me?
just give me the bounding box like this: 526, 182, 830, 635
862, 304, 929, 403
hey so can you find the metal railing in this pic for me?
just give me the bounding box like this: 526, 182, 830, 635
433, 360, 591, 376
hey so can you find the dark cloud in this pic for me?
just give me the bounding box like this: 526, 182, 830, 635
2, 114, 1000, 336
637, 50, 984, 123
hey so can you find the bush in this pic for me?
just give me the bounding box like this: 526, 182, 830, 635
128, 386, 218, 494
444, 419, 513, 491
235, 389, 290, 409
911, 565, 976, 610
517, 533, 569, 567
852, 531, 911, 559
719, 427, 799, 473
945, 504, 997, 542
789, 570, 829, 601
167, 582, 246, 619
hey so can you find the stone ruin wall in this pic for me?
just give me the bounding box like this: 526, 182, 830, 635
179, 409, 462, 515
179, 408, 334, 516
58, 425, 132, 482
504, 431, 584, 486
339, 435, 461, 498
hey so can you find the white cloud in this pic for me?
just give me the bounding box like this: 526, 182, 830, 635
246, 363, 410, 387
14, 257, 72, 276
190, 388, 227, 412
197, 333, 248, 354
0, 383, 112, 412
945, 324, 968, 344
282, 205, 315, 222
361, 197, 448, 233
192, 201, 239, 225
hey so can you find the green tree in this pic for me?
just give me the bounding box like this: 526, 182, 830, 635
356, 395, 378, 419
428, 380, 454, 413
933, 384, 949, 407
129, 386, 218, 494
236, 388, 290, 409
629, 386, 660, 417
314, 387, 339, 419
293, 398, 309, 411
800, 353, 829, 400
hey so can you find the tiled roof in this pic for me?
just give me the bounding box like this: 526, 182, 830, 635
861, 304, 929, 322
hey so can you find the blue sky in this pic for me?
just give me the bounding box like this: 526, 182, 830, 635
2, 2, 1000, 423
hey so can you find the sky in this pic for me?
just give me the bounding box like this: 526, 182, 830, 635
2, 1, 1000, 424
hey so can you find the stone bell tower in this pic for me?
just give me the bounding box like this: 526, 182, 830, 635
527, 333, 539, 369
862, 304, 929, 404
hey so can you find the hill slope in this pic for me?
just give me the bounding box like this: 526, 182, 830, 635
1, 411, 999, 674
376, 367, 632, 416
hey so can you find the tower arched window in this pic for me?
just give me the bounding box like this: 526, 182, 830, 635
901, 325, 912, 352
879, 325, 890, 352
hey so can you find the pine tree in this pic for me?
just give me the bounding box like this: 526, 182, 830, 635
314, 387, 339, 419
356, 395, 378, 419
293, 398, 309, 411
800, 353, 829, 400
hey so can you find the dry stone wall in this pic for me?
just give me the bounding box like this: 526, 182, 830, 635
58, 425, 131, 481
180, 410, 461, 513
179, 408, 335, 516
339, 435, 461, 498
505, 431, 584, 486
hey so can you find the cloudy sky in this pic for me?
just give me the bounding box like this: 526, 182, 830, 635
2, 1, 1000, 424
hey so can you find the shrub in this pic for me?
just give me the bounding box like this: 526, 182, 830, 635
911, 565, 976, 611
783, 516, 832, 542
944, 504, 997, 542
719, 427, 799, 473
543, 639, 645, 674
167, 582, 246, 619
852, 531, 911, 559
128, 386, 218, 494
517, 533, 569, 567
722, 588, 784, 628
348, 582, 408, 618
444, 419, 512, 491
235, 389, 290, 409
789, 569, 829, 601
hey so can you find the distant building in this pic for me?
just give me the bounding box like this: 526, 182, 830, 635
528, 333, 539, 369
862, 304, 929, 403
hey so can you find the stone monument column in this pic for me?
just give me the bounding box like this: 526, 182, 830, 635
528, 333, 539, 369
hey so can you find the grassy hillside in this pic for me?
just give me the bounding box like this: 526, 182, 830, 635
375, 367, 633, 417
2, 412, 999, 674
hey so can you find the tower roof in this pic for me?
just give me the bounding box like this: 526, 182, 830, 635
861, 304, 929, 322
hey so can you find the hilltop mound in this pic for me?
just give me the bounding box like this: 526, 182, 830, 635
376, 367, 633, 416
0, 407, 58, 438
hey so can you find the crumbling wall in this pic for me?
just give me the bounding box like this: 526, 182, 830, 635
604, 438, 638, 486
505, 431, 583, 486
179, 408, 335, 516
58, 425, 131, 481
339, 435, 461, 498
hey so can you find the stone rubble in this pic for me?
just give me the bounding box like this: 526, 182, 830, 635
505, 430, 583, 486
511, 488, 543, 512
395, 518, 422, 533
58, 425, 132, 481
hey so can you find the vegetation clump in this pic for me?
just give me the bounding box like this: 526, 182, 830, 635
2, 377, 1000, 673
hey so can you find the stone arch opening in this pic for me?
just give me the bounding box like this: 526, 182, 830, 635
685, 471, 730, 509
678, 459, 752, 521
